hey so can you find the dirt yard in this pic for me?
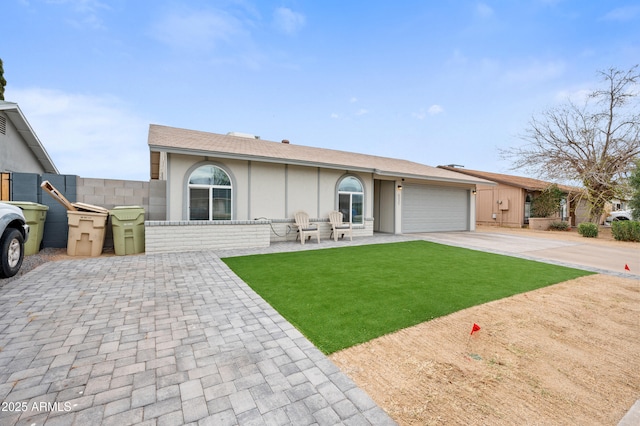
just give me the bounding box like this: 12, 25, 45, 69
330, 227, 640, 425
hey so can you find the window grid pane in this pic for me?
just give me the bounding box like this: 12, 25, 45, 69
352, 193, 363, 224
212, 188, 231, 220
188, 165, 232, 220
189, 188, 210, 220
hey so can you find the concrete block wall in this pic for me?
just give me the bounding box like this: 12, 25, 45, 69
75, 177, 166, 250
145, 220, 271, 254
76, 177, 166, 220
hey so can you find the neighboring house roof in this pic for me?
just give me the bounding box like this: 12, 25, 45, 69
148, 124, 495, 186
437, 166, 580, 193
0, 101, 58, 174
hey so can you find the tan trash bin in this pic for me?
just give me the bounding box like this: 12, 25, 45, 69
67, 210, 108, 257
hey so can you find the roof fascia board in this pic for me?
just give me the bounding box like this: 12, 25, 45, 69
374, 171, 497, 186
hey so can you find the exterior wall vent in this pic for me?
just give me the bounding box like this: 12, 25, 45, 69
227, 132, 260, 140
0, 116, 6, 135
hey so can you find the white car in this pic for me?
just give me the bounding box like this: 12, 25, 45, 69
604, 210, 634, 226
0, 202, 30, 278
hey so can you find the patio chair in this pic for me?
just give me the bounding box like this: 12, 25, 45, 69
294, 211, 320, 244
328, 210, 352, 242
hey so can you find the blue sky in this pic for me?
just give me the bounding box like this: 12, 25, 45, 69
4, 0, 639, 180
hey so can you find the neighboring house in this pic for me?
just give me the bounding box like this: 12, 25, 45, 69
437, 167, 589, 227
145, 125, 494, 252
0, 101, 58, 175
0, 101, 58, 201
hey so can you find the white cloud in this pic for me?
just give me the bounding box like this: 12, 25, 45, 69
412, 109, 427, 120
149, 7, 245, 51
350, 97, 358, 103
428, 104, 444, 115
504, 61, 565, 84
7, 87, 151, 180
330, 113, 339, 119
45, 0, 111, 29
273, 7, 306, 35
602, 6, 640, 22
554, 88, 591, 103
412, 105, 444, 120
355, 108, 369, 116
476, 2, 494, 18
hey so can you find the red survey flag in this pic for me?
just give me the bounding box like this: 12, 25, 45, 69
625, 264, 631, 271
470, 323, 481, 335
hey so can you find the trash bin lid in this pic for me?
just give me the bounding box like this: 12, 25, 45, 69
111, 205, 144, 210
4, 201, 49, 211
109, 206, 145, 220
72, 202, 109, 214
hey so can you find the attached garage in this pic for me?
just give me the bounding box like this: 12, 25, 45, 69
402, 184, 470, 232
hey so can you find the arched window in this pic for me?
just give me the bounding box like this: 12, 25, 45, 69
188, 165, 232, 220
338, 176, 364, 224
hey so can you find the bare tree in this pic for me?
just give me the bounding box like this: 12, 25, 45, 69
501, 65, 640, 222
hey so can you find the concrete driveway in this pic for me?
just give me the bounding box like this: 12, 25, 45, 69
418, 231, 639, 278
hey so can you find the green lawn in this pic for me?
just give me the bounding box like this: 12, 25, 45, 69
222, 241, 593, 354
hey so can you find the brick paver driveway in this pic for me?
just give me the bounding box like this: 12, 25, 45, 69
0, 252, 396, 425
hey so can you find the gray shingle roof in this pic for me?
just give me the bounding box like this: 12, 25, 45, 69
148, 124, 494, 185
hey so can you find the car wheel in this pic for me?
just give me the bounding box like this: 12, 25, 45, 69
0, 228, 25, 278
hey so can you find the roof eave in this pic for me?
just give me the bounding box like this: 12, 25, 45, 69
150, 145, 497, 186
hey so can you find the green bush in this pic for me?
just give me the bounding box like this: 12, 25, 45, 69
531, 184, 565, 218
549, 221, 570, 231
578, 222, 599, 238
611, 221, 640, 242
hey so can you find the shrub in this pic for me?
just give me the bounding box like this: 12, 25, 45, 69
531, 184, 565, 218
611, 221, 640, 242
549, 221, 569, 231
578, 222, 599, 238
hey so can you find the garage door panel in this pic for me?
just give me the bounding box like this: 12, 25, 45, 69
402, 184, 469, 232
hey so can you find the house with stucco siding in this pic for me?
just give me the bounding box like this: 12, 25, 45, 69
145, 125, 494, 253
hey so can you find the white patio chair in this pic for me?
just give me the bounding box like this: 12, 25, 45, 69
294, 211, 320, 244
328, 210, 352, 242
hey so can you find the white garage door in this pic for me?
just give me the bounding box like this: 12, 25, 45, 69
402, 184, 469, 232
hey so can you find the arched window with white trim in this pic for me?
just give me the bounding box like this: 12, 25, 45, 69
338, 176, 364, 224
188, 165, 232, 220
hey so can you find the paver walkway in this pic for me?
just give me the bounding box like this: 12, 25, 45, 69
0, 250, 397, 425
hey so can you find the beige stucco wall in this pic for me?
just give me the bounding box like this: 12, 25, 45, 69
251, 162, 286, 219
164, 153, 374, 230
374, 179, 397, 233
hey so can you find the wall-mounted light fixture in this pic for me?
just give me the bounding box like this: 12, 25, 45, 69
472, 189, 477, 195
397, 185, 403, 190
